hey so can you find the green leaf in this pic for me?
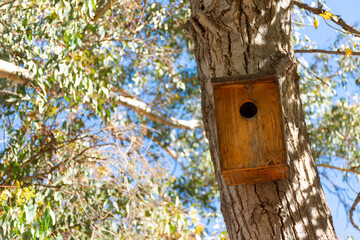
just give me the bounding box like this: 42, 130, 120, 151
25, 204, 36, 224
6, 98, 18, 102
49, 207, 56, 226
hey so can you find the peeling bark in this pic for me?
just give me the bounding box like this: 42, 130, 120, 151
187, 0, 338, 239
0, 59, 32, 85
113, 94, 202, 130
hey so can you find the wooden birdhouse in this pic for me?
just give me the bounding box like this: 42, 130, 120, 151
212, 73, 289, 185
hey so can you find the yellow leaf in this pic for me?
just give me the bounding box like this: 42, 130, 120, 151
189, 208, 200, 224
353, 42, 357, 48
48, 106, 59, 117
346, 47, 352, 57
319, 10, 333, 20
314, 19, 319, 29
195, 224, 204, 235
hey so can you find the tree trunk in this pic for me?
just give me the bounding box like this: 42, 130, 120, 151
186, 0, 338, 239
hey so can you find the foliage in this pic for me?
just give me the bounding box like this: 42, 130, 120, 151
0, 0, 222, 238
293, 1, 360, 176
293, 0, 360, 235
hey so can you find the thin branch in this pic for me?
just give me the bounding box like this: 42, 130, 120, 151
152, 138, 186, 175
0, 185, 16, 189
30, 183, 64, 189
295, 49, 360, 56
294, 1, 360, 37
0, 59, 32, 84
349, 192, 360, 231
0, 0, 15, 8
92, 0, 113, 22
296, 59, 330, 87
113, 93, 203, 130
317, 164, 360, 175
323, 16, 347, 35
320, 173, 351, 212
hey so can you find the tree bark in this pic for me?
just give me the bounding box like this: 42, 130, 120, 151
186, 0, 338, 239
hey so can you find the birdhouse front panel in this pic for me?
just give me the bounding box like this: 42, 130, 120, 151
212, 74, 289, 185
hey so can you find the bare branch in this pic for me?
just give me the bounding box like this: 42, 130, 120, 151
294, 1, 360, 37
317, 164, 360, 175
296, 58, 330, 87
350, 192, 360, 231
113, 93, 202, 130
30, 183, 64, 189
0, 59, 32, 84
295, 49, 360, 56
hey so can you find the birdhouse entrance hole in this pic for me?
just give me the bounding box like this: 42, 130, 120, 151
240, 101, 257, 119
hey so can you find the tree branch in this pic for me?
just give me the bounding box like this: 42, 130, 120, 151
92, 0, 113, 22
317, 164, 360, 175
295, 49, 360, 56
0, 60, 202, 130
0, 59, 32, 84
296, 59, 330, 87
350, 192, 360, 232
0, 0, 15, 8
294, 1, 360, 37
30, 183, 65, 189
17, 144, 106, 182
112, 93, 202, 130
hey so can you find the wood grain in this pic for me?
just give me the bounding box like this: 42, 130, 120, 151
212, 75, 289, 185
222, 164, 289, 186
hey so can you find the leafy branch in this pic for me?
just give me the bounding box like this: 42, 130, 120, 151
294, 1, 360, 37
0, 0, 15, 8
0, 59, 202, 130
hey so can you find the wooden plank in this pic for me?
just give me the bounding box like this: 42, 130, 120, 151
222, 164, 290, 185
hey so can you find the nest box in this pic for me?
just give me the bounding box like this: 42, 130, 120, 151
212, 73, 289, 185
